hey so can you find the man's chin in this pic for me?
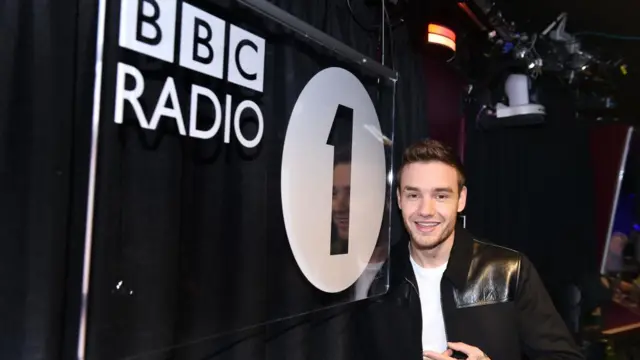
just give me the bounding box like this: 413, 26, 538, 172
412, 233, 446, 250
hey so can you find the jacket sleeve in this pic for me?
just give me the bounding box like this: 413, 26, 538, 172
516, 255, 585, 360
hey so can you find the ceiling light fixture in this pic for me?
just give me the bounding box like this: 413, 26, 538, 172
426, 23, 457, 52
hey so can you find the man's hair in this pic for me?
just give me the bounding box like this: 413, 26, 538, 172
333, 146, 352, 167
397, 138, 466, 191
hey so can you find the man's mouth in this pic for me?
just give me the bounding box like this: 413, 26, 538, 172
334, 214, 349, 226
414, 221, 440, 233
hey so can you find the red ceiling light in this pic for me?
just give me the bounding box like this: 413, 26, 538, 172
426, 23, 457, 52
457, 2, 487, 31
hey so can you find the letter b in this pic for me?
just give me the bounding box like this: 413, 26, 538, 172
119, 0, 177, 63
179, 3, 226, 79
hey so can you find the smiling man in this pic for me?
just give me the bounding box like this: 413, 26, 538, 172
354, 139, 583, 360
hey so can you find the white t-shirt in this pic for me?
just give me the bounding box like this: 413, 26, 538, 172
410, 256, 448, 353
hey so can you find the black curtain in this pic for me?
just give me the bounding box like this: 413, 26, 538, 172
0, 0, 428, 359
0, 0, 79, 358
463, 75, 598, 293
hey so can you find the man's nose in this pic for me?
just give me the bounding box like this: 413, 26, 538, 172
418, 198, 436, 217
335, 190, 349, 209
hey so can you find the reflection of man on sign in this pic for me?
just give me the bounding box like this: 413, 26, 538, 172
331, 147, 352, 255
330, 144, 389, 299
281, 67, 387, 294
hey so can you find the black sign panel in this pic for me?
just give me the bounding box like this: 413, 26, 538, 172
81, 0, 395, 358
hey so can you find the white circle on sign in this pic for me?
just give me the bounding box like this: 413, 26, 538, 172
281, 67, 386, 293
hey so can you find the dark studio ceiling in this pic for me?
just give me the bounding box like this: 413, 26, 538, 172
390, 0, 640, 123
498, 0, 640, 38
498, 0, 640, 66
496, 0, 640, 124
416, 0, 640, 70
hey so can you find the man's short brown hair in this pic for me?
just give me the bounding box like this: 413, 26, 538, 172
397, 138, 466, 191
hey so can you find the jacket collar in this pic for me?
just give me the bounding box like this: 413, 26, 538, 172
443, 226, 475, 289
391, 225, 474, 290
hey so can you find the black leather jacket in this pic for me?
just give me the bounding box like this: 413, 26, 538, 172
353, 227, 584, 360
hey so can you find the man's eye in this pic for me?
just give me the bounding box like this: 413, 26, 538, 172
436, 194, 450, 200
406, 193, 419, 199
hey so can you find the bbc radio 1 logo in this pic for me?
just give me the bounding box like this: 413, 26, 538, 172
115, 0, 387, 294
114, 0, 266, 148
281, 68, 386, 294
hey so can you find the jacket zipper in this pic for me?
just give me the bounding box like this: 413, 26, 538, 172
404, 276, 419, 295
440, 283, 450, 344
404, 277, 451, 354
404, 277, 421, 359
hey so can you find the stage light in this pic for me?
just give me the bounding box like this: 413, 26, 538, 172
426, 24, 456, 52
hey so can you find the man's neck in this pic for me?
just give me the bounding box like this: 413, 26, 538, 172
410, 232, 455, 269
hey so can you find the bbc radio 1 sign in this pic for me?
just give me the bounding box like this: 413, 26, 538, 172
282, 68, 386, 294
115, 0, 265, 148
109, 0, 387, 294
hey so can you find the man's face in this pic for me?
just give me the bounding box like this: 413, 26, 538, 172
332, 163, 351, 240
397, 161, 467, 250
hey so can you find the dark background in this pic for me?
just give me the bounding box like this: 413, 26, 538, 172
497, 0, 640, 125
84, 0, 396, 358
1, 0, 426, 359
1, 0, 635, 359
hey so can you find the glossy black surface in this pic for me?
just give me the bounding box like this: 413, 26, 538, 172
84, 0, 394, 358
452, 240, 520, 308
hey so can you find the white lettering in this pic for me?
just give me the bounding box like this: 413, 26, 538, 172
117, 0, 268, 93
224, 94, 232, 144
118, 0, 177, 63
179, 3, 226, 79
114, 62, 150, 129
227, 24, 266, 93
234, 100, 264, 149
149, 76, 186, 135
112, 62, 263, 148
189, 84, 222, 139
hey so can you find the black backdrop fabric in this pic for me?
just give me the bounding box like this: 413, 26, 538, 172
0, 0, 78, 358
0, 0, 428, 359
463, 76, 599, 295
85, 0, 398, 357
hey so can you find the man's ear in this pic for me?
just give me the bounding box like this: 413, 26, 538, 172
396, 188, 402, 210
457, 186, 467, 213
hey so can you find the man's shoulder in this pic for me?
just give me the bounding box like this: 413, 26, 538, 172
447, 236, 525, 307
468, 238, 525, 286
471, 238, 523, 261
